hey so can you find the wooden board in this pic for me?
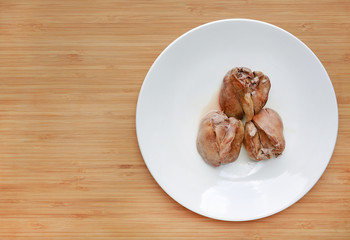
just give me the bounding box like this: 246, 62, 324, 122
0, 0, 349, 239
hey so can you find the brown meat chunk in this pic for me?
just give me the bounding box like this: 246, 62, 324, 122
197, 111, 244, 167
219, 67, 271, 121
243, 108, 285, 161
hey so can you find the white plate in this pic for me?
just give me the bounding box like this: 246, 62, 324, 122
136, 19, 338, 221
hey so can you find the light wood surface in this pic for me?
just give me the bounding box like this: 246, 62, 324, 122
1, 0, 349, 239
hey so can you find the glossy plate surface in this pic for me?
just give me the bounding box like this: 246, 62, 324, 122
136, 19, 338, 221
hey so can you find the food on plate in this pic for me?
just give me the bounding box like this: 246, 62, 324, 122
243, 108, 285, 161
197, 110, 244, 167
198, 67, 285, 166
219, 67, 271, 121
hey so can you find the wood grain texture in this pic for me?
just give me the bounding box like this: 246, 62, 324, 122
0, 0, 349, 239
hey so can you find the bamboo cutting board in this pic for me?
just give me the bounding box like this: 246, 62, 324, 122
0, 0, 349, 239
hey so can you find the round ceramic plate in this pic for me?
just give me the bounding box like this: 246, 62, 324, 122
136, 19, 338, 221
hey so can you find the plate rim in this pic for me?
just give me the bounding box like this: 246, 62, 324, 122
136, 18, 339, 221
